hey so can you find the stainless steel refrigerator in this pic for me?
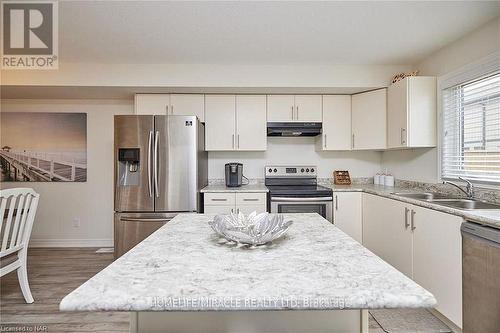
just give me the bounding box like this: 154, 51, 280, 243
113, 115, 207, 258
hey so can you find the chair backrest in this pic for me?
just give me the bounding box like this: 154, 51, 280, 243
0, 188, 40, 256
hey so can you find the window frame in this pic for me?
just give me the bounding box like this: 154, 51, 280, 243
437, 51, 500, 188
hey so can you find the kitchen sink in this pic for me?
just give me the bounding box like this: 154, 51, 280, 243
430, 199, 500, 210
392, 192, 500, 210
391, 192, 449, 200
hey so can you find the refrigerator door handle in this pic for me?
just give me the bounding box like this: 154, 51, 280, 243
147, 130, 153, 197
154, 130, 160, 198
120, 217, 173, 223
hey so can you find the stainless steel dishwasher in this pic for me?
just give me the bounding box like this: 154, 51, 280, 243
461, 222, 500, 333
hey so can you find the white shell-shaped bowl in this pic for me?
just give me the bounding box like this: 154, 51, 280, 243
208, 212, 293, 246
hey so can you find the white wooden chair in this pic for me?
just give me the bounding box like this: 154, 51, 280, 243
0, 188, 40, 303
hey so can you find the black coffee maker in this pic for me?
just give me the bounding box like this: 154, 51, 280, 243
225, 163, 243, 187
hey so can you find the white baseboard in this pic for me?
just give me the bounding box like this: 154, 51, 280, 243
29, 238, 113, 248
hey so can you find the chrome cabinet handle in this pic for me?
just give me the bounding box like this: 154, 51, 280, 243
171, 105, 174, 115
243, 198, 259, 202
324, 134, 327, 148
411, 209, 416, 231
154, 130, 159, 198
291, 106, 294, 120
401, 128, 406, 145
335, 195, 338, 211
296, 106, 299, 120
237, 134, 240, 149
232, 134, 235, 149
147, 131, 153, 197
352, 134, 355, 149
166, 105, 168, 115
404, 207, 410, 229
211, 198, 227, 202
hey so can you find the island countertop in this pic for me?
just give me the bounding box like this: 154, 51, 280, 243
60, 213, 436, 312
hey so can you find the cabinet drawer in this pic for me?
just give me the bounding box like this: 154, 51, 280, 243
236, 192, 267, 205
204, 205, 235, 214
204, 193, 236, 206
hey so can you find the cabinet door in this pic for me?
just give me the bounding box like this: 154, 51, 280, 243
205, 95, 236, 151
362, 194, 412, 277
407, 77, 437, 147
320, 95, 351, 150
204, 205, 235, 215
295, 95, 322, 122
351, 89, 387, 150
412, 206, 462, 328
387, 79, 408, 148
333, 192, 362, 243
237, 205, 267, 214
236, 95, 267, 151
267, 95, 295, 122
134, 94, 170, 115
170, 94, 205, 122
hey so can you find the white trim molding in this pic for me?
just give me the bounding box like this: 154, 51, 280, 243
29, 238, 113, 248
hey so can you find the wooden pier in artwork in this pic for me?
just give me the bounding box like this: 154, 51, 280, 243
0, 150, 87, 182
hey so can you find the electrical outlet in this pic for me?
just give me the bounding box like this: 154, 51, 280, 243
73, 218, 81, 228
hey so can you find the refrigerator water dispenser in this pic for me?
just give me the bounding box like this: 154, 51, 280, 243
118, 148, 140, 186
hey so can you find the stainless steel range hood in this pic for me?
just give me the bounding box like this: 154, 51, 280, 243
267, 122, 322, 137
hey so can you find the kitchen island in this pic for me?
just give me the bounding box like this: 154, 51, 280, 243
60, 213, 436, 333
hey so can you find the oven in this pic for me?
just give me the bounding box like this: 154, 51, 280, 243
270, 196, 333, 222
265, 165, 333, 223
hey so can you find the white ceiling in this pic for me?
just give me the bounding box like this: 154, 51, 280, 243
59, 1, 500, 66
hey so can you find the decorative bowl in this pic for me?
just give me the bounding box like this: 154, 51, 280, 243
208, 212, 293, 246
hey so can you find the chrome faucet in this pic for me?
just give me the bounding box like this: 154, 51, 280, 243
443, 177, 475, 199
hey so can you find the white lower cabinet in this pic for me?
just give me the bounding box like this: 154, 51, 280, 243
362, 193, 413, 277
333, 192, 362, 243
204, 192, 267, 214
412, 205, 462, 328
362, 193, 463, 328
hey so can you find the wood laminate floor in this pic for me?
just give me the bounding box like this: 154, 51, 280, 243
0, 248, 385, 333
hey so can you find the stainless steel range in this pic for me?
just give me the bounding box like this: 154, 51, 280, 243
265, 165, 333, 222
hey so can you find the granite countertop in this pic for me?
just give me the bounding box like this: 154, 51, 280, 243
324, 184, 500, 230
201, 183, 269, 193
60, 213, 435, 312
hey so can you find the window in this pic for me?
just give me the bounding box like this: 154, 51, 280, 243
442, 72, 500, 184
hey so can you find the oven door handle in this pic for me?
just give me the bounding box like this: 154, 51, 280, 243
271, 197, 333, 202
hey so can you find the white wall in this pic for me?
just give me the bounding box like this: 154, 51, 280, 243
381, 17, 500, 183
209, 137, 382, 179
0, 99, 134, 247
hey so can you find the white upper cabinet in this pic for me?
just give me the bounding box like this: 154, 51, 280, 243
267, 95, 295, 122
294, 95, 322, 122
351, 89, 387, 150
135, 94, 205, 121
205, 95, 236, 151
134, 94, 170, 115
387, 76, 436, 149
317, 95, 352, 151
205, 95, 267, 151
236, 95, 267, 151
169, 94, 205, 122
267, 95, 322, 122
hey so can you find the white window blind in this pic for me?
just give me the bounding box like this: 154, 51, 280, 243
442, 72, 500, 184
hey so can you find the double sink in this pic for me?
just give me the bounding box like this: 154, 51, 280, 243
392, 192, 500, 210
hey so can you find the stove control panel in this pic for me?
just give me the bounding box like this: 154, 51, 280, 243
265, 165, 317, 177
